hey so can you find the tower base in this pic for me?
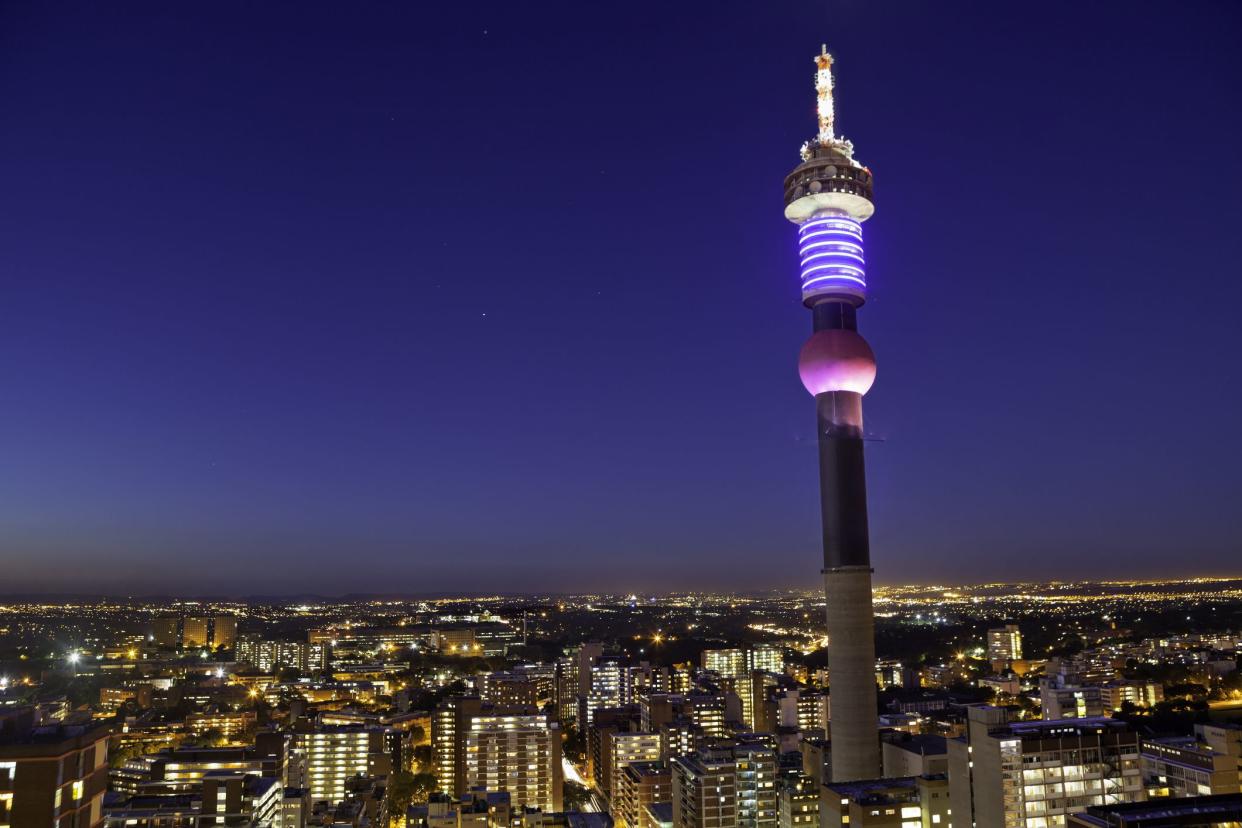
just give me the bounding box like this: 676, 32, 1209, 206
823, 564, 881, 781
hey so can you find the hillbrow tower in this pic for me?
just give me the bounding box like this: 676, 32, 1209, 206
783, 46, 880, 781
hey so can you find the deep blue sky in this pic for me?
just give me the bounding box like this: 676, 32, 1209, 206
2, 2, 1240, 595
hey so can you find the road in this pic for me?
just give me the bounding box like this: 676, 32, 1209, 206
562, 757, 608, 813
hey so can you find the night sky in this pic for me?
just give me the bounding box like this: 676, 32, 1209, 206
2, 2, 1240, 596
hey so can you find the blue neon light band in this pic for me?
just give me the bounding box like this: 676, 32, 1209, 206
797, 215, 866, 296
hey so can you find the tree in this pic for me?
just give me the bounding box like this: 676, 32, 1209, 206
563, 781, 591, 812
562, 726, 586, 764
411, 744, 434, 773
386, 771, 417, 828
1113, 698, 1209, 736
410, 773, 436, 803
276, 667, 302, 683
1165, 682, 1209, 701
193, 728, 229, 747
108, 741, 145, 769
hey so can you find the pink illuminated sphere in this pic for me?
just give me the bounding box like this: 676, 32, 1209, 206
798, 329, 877, 395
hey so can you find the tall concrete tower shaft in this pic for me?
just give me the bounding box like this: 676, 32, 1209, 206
783, 45, 880, 782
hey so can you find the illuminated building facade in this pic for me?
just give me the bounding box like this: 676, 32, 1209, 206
671, 752, 736, 828
185, 711, 256, 742
783, 45, 880, 782
608, 731, 662, 807
198, 772, 280, 826
151, 617, 179, 648
437, 628, 481, 655
820, 775, 949, 828
0, 710, 110, 828
616, 761, 672, 828
462, 711, 563, 812
433, 696, 480, 797
1140, 727, 1242, 799
182, 617, 210, 648
701, 646, 784, 730
583, 656, 632, 726
109, 742, 288, 796
211, 616, 238, 650
434, 697, 563, 812
777, 774, 819, 828
1041, 683, 1106, 721
236, 637, 327, 673
671, 744, 776, 828
1099, 681, 1164, 713
290, 726, 387, 804
948, 708, 1144, 827
988, 625, 1024, 667
733, 743, 778, 828
479, 672, 541, 708
556, 642, 603, 725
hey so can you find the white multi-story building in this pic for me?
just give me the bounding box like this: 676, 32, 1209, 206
237, 637, 327, 672
609, 732, 662, 814
948, 707, 1144, 828
987, 624, 1023, 665
291, 726, 380, 804
463, 711, 563, 812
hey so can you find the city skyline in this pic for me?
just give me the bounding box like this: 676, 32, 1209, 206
3, 1, 1242, 595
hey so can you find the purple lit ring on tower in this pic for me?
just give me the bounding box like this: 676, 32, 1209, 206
798, 215, 866, 298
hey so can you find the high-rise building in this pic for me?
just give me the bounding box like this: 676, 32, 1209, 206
462, 710, 563, 812
583, 657, 632, 726
756, 686, 829, 737
1140, 726, 1242, 799
212, 615, 238, 650
0, 709, 110, 828
948, 707, 1145, 827
776, 774, 819, 828
881, 733, 949, 779
702, 649, 748, 679
1041, 682, 1106, 720
198, 772, 281, 825
182, 617, 210, 649
782, 45, 881, 782
433, 696, 481, 797
987, 624, 1023, 667
433, 697, 562, 812
150, 617, 179, 648
671, 744, 776, 828
671, 751, 735, 828
1099, 681, 1164, 713
701, 646, 785, 730
557, 643, 604, 726
237, 637, 327, 673
588, 706, 641, 790
279, 785, 311, 828
290, 725, 388, 805
616, 761, 672, 828
820, 775, 949, 828
1066, 793, 1242, 827
607, 731, 662, 808
733, 743, 777, 828
479, 672, 541, 708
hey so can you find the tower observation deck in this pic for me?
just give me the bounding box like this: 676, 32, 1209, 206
784, 45, 881, 782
